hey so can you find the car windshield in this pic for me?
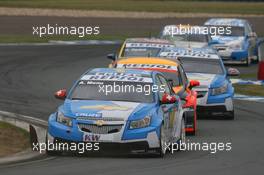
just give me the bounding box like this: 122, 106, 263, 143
162, 34, 208, 42
122, 47, 161, 57
161, 71, 181, 87
207, 25, 245, 36
225, 26, 245, 36
70, 80, 154, 103
178, 57, 224, 74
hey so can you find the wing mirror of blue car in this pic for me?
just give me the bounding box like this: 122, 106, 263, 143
189, 80, 200, 89
227, 68, 240, 76
161, 93, 177, 104
247, 32, 257, 38
107, 53, 116, 61
54, 89, 67, 100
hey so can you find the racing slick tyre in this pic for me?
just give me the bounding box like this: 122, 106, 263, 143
173, 118, 186, 152
157, 124, 166, 158
179, 118, 186, 150
45, 133, 62, 156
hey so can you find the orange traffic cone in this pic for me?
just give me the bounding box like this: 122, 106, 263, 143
258, 61, 264, 80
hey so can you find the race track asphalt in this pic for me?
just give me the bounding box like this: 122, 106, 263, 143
0, 45, 263, 175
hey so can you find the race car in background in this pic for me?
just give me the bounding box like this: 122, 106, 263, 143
116, 57, 200, 135
47, 68, 186, 157
159, 47, 240, 119
204, 18, 259, 66
107, 38, 175, 67
159, 25, 215, 48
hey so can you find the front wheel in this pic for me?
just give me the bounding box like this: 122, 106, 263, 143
45, 133, 62, 156
179, 118, 186, 147
173, 118, 186, 151
158, 124, 166, 157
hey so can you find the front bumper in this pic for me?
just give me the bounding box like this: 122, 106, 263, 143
47, 114, 160, 152
218, 49, 248, 63
197, 97, 233, 116
195, 87, 234, 116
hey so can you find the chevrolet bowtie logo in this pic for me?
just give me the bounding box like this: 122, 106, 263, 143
95, 120, 105, 126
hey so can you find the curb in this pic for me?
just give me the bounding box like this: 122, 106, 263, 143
0, 111, 47, 165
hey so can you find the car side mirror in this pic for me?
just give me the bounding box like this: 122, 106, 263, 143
161, 93, 177, 104
247, 32, 257, 38
107, 53, 116, 61
54, 89, 67, 100
189, 80, 200, 89
227, 68, 240, 76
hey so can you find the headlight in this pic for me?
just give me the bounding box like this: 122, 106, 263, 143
129, 116, 151, 129
57, 111, 72, 127
211, 83, 228, 96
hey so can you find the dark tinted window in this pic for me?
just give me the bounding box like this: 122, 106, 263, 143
123, 47, 161, 57
70, 81, 154, 103
179, 57, 224, 75
207, 26, 245, 36
161, 72, 181, 87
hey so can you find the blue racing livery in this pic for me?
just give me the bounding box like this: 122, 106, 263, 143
159, 47, 239, 119
204, 18, 259, 66
47, 68, 185, 156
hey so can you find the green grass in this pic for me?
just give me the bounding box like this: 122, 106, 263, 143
0, 0, 264, 14
0, 121, 30, 157
234, 84, 264, 96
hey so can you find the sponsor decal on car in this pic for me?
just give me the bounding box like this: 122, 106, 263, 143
116, 63, 178, 71
159, 50, 219, 59
80, 105, 131, 111
83, 133, 101, 142
126, 42, 174, 48
76, 113, 102, 118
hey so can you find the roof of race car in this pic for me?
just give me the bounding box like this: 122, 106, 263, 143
80, 68, 155, 83
125, 38, 174, 45
87, 68, 153, 76
159, 47, 220, 59
116, 57, 179, 72
204, 18, 246, 27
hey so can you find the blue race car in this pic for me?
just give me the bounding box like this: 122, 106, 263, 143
47, 68, 185, 157
159, 47, 240, 119
204, 18, 259, 66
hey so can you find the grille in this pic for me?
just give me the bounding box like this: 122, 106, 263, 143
78, 124, 123, 134
77, 117, 124, 121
